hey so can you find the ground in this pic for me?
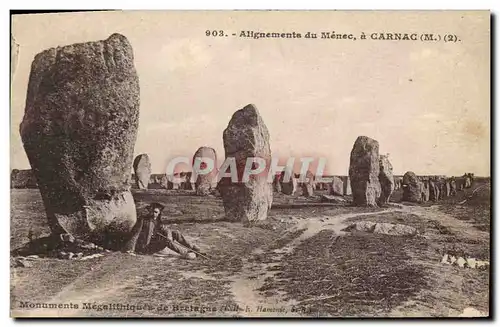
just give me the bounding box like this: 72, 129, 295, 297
10, 181, 491, 318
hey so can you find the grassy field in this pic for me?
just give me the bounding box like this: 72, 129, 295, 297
10, 180, 490, 317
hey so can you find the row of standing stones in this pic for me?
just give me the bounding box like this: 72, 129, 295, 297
15, 33, 445, 252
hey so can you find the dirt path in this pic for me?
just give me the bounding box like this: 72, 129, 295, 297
227, 209, 397, 317
12, 203, 489, 318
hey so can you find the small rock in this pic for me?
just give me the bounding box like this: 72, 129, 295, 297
15, 259, 33, 268
96, 246, 104, 251
449, 256, 457, 264
104, 249, 112, 253
466, 258, 477, 269
441, 254, 450, 264
26, 255, 39, 260
68, 252, 75, 260
455, 257, 466, 268
76, 252, 84, 259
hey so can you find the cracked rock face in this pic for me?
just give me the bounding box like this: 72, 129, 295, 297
219, 104, 273, 224
20, 33, 140, 250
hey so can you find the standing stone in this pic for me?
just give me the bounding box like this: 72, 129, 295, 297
301, 170, 315, 197
421, 179, 430, 202
219, 104, 273, 224
443, 179, 451, 197
330, 176, 344, 196
450, 177, 458, 196
429, 178, 440, 201
193, 147, 217, 196
402, 172, 422, 202
19, 34, 140, 250
281, 171, 298, 195
348, 136, 381, 206
341, 176, 352, 195
273, 173, 282, 193
378, 155, 395, 205
133, 154, 151, 190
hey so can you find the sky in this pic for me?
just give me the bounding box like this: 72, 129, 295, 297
11, 11, 490, 176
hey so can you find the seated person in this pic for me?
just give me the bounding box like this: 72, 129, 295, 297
126, 202, 201, 258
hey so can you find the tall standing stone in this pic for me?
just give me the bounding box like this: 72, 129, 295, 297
378, 155, 395, 205
133, 154, 151, 190
219, 104, 273, 224
348, 136, 381, 206
19, 34, 140, 250
193, 147, 217, 196
402, 171, 422, 202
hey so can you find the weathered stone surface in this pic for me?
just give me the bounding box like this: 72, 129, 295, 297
19, 34, 140, 250
402, 171, 422, 202
281, 172, 298, 195
193, 147, 217, 196
219, 104, 273, 224
301, 170, 315, 197
133, 154, 151, 190
330, 176, 344, 196
378, 155, 395, 205
10, 169, 38, 188
349, 136, 381, 206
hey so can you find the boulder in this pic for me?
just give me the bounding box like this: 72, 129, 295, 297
193, 147, 217, 196
402, 171, 422, 202
378, 155, 395, 205
219, 104, 273, 224
133, 154, 151, 190
19, 34, 140, 250
301, 170, 315, 197
330, 176, 344, 196
348, 136, 381, 206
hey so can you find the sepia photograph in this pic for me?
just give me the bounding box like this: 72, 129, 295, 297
9, 10, 490, 318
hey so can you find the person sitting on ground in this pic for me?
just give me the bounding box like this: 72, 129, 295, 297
125, 202, 202, 259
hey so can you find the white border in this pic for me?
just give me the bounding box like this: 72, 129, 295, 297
3, 1, 497, 326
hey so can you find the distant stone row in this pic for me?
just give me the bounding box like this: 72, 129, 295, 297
401, 172, 475, 202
